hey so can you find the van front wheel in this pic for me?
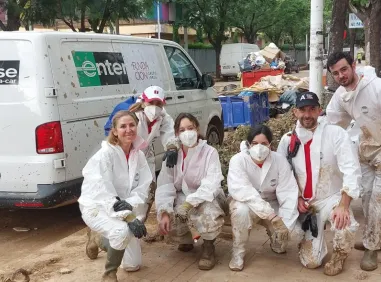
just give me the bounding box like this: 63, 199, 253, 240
206, 124, 222, 146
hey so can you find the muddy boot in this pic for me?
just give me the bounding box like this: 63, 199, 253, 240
178, 244, 194, 252
229, 245, 245, 271
229, 227, 249, 271
354, 241, 366, 251
101, 244, 125, 282
324, 249, 349, 276
198, 240, 216, 270
360, 249, 378, 271
86, 228, 103, 260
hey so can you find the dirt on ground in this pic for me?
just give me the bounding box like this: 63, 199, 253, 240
1, 201, 381, 282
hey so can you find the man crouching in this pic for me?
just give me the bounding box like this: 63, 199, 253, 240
277, 92, 361, 276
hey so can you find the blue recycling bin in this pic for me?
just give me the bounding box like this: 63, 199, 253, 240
259, 92, 270, 122
219, 93, 262, 129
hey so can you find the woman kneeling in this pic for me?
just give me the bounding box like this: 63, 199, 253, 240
227, 124, 299, 271
79, 111, 152, 282
155, 113, 227, 270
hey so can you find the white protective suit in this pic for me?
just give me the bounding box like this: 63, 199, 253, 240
277, 119, 361, 268
326, 74, 381, 251
227, 146, 299, 266
78, 137, 152, 268
135, 108, 176, 181
155, 140, 226, 243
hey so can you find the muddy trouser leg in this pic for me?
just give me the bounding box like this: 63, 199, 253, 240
81, 209, 134, 279
188, 198, 225, 270
168, 214, 194, 245
363, 163, 381, 251
121, 182, 156, 271
229, 200, 255, 270
324, 206, 358, 275
188, 197, 225, 241
298, 195, 337, 269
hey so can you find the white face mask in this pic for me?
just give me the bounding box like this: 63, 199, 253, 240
249, 144, 270, 162
179, 130, 198, 147
144, 105, 162, 122
295, 126, 314, 144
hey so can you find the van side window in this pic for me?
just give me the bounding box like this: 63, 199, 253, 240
164, 46, 199, 90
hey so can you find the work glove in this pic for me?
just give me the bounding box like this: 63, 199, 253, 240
301, 207, 318, 238
176, 202, 193, 223
113, 197, 133, 212
162, 149, 178, 168
271, 216, 289, 242
128, 219, 147, 239
269, 216, 289, 253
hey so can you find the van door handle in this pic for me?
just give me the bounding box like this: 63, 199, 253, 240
178, 95, 185, 99
165, 97, 173, 101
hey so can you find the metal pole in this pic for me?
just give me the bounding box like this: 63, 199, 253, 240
157, 1, 161, 39
309, 0, 324, 99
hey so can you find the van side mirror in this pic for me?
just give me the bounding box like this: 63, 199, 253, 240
201, 74, 214, 90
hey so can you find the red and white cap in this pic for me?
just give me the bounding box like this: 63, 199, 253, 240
141, 86, 166, 104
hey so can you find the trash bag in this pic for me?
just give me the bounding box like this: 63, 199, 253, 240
238, 57, 253, 72
279, 90, 299, 105
255, 55, 266, 66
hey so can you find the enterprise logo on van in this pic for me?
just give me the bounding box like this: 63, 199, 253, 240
0, 61, 20, 85
72, 51, 129, 87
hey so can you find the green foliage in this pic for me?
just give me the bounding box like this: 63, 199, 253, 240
176, 0, 236, 76
263, 0, 310, 47
0, 0, 153, 32
196, 26, 204, 43
230, 0, 278, 44
172, 22, 180, 43
188, 42, 214, 49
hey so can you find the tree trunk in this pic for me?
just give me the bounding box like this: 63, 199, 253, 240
5, 8, 21, 31
244, 30, 256, 44
115, 17, 120, 35
63, 19, 77, 32
327, 0, 349, 91
79, 4, 86, 32
215, 45, 222, 78
97, 0, 111, 33
349, 28, 356, 59
364, 18, 370, 65
369, 0, 381, 77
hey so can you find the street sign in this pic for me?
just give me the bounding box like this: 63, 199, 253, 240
349, 13, 364, 29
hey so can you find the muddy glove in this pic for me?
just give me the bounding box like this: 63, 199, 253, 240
176, 202, 193, 222
125, 214, 147, 239
301, 207, 318, 238
162, 148, 178, 168
269, 216, 289, 253
113, 197, 133, 212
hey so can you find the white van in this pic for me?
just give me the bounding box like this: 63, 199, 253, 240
220, 43, 260, 79
0, 32, 223, 209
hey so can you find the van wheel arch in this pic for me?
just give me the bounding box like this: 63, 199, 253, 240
206, 116, 224, 146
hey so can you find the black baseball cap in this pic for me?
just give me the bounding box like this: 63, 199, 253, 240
296, 92, 320, 108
